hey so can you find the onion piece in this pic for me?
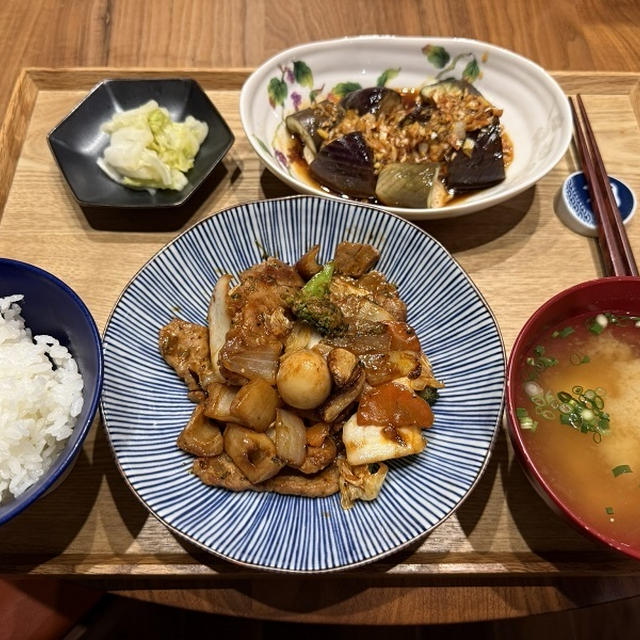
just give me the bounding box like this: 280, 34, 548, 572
202, 382, 237, 422
285, 321, 321, 353
275, 408, 307, 466
320, 366, 365, 423
207, 274, 232, 383
221, 345, 280, 385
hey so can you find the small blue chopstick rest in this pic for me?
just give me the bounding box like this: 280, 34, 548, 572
556, 171, 636, 237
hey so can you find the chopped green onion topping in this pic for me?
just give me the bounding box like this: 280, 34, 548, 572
531, 394, 546, 407
556, 387, 610, 440
516, 408, 538, 432
605, 506, 615, 515
552, 326, 575, 338
526, 349, 558, 371
588, 314, 607, 334
612, 465, 632, 477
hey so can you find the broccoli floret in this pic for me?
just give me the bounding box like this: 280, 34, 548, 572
418, 385, 440, 406
291, 296, 344, 335
303, 261, 334, 297
291, 262, 345, 336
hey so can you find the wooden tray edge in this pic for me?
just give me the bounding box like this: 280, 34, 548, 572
1, 66, 638, 221
0, 69, 39, 217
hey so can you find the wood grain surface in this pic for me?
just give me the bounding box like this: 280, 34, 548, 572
0, 67, 640, 623
3, 0, 640, 624
2, 0, 640, 126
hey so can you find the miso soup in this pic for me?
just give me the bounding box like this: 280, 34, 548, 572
515, 311, 640, 549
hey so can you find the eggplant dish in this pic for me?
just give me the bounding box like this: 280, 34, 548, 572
159, 242, 443, 509
285, 80, 513, 208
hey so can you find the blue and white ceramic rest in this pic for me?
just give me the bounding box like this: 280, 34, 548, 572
558, 171, 636, 237
101, 196, 506, 572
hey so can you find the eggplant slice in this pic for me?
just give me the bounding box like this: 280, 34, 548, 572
309, 132, 377, 198
375, 163, 449, 209
285, 101, 344, 156
400, 102, 433, 127
446, 118, 505, 193
340, 87, 402, 116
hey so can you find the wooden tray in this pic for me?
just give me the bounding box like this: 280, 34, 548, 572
1, 68, 640, 585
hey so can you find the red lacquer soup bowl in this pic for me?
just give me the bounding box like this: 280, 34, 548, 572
506, 276, 640, 560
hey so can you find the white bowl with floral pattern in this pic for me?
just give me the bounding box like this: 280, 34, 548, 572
240, 35, 571, 220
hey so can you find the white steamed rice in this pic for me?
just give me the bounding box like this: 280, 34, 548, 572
0, 294, 84, 503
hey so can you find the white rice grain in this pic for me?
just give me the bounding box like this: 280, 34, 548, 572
0, 295, 84, 502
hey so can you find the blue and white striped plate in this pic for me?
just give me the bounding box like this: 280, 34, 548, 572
101, 195, 505, 572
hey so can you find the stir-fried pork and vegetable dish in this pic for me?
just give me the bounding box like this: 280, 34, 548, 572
285, 80, 513, 209
159, 242, 443, 509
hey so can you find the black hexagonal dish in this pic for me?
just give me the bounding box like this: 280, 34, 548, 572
48, 78, 234, 209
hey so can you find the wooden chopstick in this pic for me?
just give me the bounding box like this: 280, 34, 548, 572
569, 95, 638, 277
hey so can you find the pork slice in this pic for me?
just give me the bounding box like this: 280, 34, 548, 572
219, 258, 303, 383
262, 464, 340, 497
333, 242, 380, 277
193, 454, 339, 497
357, 271, 407, 321
193, 453, 254, 491
158, 318, 216, 393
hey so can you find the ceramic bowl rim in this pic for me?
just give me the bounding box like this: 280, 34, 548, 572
505, 275, 640, 560
0, 258, 104, 525
99, 194, 507, 573
239, 34, 572, 220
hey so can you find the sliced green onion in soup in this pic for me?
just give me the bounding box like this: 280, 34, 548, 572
588, 314, 608, 334
612, 465, 632, 477
552, 326, 575, 338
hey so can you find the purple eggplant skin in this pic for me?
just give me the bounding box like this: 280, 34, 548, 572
340, 87, 402, 116
446, 118, 505, 193
285, 101, 345, 155
400, 102, 433, 127
309, 132, 377, 198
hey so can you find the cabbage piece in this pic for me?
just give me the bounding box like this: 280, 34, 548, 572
337, 457, 388, 509
97, 99, 209, 191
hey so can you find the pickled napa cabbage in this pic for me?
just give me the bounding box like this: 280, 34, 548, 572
97, 100, 208, 191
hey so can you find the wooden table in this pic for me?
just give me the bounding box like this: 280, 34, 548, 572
2, 0, 640, 625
